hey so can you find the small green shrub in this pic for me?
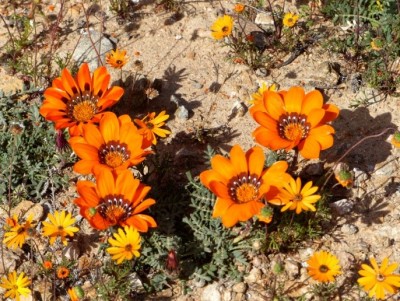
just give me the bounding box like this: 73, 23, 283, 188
0, 88, 72, 204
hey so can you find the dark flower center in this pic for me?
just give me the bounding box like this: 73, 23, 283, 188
125, 244, 133, 252
229, 174, 260, 203
293, 194, 303, 202
17, 227, 26, 234
278, 113, 310, 142
67, 91, 99, 122
146, 122, 154, 130
376, 273, 385, 282
98, 195, 133, 225
99, 141, 130, 168
222, 26, 229, 33
116, 60, 123, 65
319, 264, 329, 273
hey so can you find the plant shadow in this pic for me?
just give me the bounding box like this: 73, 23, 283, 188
322, 107, 395, 172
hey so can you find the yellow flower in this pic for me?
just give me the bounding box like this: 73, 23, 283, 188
283, 12, 299, 28
376, 0, 383, 11
0, 271, 31, 300
271, 177, 321, 214
249, 82, 277, 114
42, 211, 79, 245
391, 131, 400, 148
134, 111, 171, 146
3, 215, 34, 249
211, 15, 234, 40
233, 3, 245, 13
105, 49, 129, 69
358, 257, 400, 300
107, 226, 141, 264
307, 251, 341, 282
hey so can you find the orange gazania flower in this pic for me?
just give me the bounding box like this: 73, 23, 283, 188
5, 215, 18, 228
40, 63, 124, 136
57, 266, 70, 279
252, 86, 339, 159
43, 261, 53, 270
106, 49, 129, 69
69, 112, 150, 176
134, 111, 171, 146
74, 169, 157, 231
233, 3, 245, 13
200, 145, 290, 227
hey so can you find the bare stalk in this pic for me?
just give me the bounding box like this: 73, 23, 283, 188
81, 3, 104, 66
322, 127, 396, 190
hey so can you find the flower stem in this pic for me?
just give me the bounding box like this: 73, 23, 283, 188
322, 127, 396, 190
290, 148, 299, 171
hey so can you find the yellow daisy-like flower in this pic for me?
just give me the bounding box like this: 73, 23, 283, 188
42, 211, 79, 245
283, 12, 299, 28
307, 251, 341, 282
3, 215, 34, 249
0, 271, 31, 301
107, 226, 141, 264
391, 131, 400, 148
211, 15, 234, 40
358, 257, 400, 300
105, 49, 129, 69
249, 82, 277, 115
134, 111, 171, 146
271, 177, 321, 214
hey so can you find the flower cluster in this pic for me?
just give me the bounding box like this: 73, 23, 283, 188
2, 51, 172, 299
201, 85, 339, 228
38, 61, 171, 267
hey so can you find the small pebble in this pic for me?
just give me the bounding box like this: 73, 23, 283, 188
330, 199, 355, 216
341, 223, 359, 234
232, 282, 247, 294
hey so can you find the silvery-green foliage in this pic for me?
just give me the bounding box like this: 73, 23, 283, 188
0, 87, 71, 203
182, 172, 250, 283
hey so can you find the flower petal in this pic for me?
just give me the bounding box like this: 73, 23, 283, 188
284, 86, 304, 113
